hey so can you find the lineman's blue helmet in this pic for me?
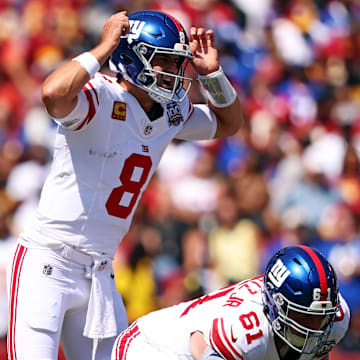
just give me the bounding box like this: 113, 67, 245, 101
263, 245, 339, 354
109, 10, 193, 103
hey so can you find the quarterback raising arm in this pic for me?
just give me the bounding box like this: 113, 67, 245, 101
188, 26, 242, 138
8, 9, 244, 360
42, 11, 242, 138
41, 11, 131, 119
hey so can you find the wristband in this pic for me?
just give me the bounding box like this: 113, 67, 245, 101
198, 67, 237, 108
72, 52, 100, 78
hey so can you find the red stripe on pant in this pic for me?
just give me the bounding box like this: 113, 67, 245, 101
8, 244, 27, 360
115, 321, 140, 360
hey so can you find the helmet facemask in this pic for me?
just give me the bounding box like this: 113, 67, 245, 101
265, 290, 339, 354
132, 42, 193, 103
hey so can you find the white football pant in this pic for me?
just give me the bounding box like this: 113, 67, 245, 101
7, 242, 128, 360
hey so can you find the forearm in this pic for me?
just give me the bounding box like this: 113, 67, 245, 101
41, 11, 129, 119
210, 97, 243, 138
41, 43, 112, 119
190, 331, 223, 360
191, 331, 208, 360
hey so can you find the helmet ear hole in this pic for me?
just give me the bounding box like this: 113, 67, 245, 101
120, 54, 133, 65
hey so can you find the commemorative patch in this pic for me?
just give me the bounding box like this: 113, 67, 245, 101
112, 101, 126, 121
316, 341, 336, 358
167, 102, 183, 127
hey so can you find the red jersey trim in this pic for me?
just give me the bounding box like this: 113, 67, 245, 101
115, 321, 140, 360
88, 81, 99, 105
75, 86, 97, 130
211, 318, 243, 360
219, 318, 244, 359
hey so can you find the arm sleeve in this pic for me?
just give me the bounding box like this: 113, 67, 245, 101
175, 104, 217, 141
208, 318, 244, 360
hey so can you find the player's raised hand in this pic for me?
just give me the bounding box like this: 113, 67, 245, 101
100, 11, 130, 52
189, 27, 219, 76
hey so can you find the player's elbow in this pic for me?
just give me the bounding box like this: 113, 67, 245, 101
41, 80, 63, 108
41, 78, 76, 117
41, 87, 53, 111
42, 81, 78, 119
41, 86, 57, 117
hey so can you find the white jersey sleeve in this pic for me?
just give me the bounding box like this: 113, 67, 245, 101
194, 278, 279, 360
207, 304, 278, 360
175, 96, 217, 140
51, 74, 102, 131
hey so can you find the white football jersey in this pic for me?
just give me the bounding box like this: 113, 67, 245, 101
137, 276, 350, 360
21, 73, 217, 256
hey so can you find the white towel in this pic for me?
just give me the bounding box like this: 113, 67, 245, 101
83, 256, 117, 339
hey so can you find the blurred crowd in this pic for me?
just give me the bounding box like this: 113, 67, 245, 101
1, 0, 360, 358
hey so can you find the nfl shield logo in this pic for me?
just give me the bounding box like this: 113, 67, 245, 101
144, 125, 153, 135
98, 261, 108, 271
43, 264, 53, 276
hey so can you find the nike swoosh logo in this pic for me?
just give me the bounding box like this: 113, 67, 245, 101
231, 326, 238, 342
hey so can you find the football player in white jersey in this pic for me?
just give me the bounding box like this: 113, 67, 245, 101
7, 9, 242, 360
111, 245, 350, 360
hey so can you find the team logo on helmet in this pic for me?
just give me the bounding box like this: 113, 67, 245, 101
167, 102, 183, 127
125, 20, 146, 44
268, 259, 290, 287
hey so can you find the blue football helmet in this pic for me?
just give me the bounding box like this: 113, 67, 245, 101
109, 10, 193, 103
263, 245, 339, 355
